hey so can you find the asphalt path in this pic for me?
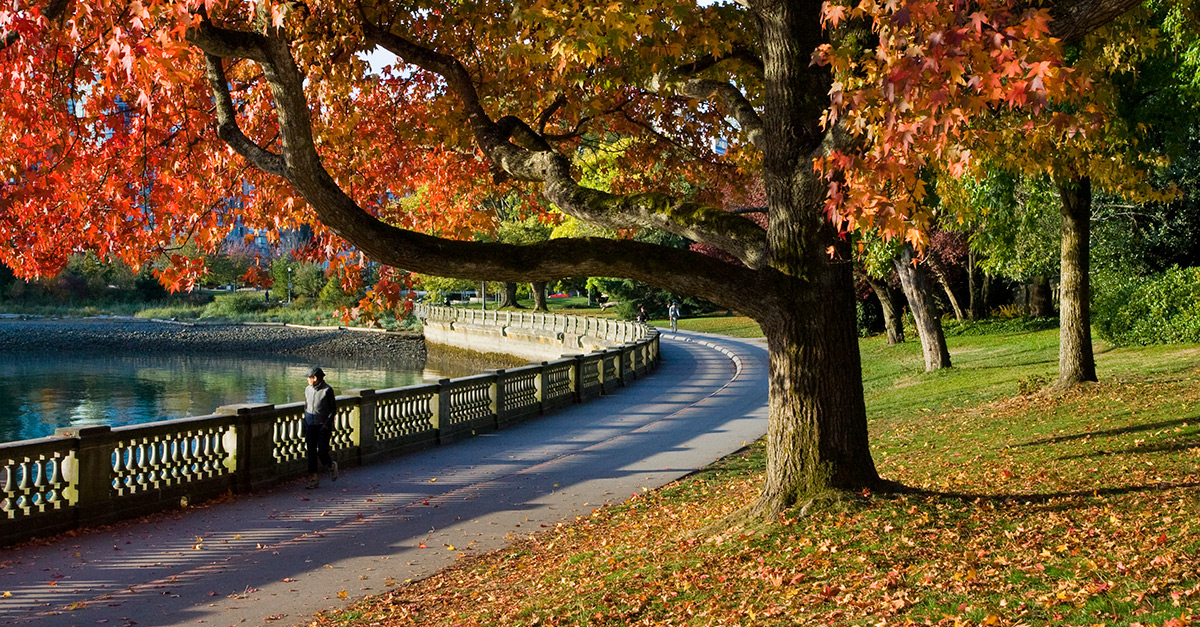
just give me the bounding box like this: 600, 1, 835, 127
0, 331, 769, 627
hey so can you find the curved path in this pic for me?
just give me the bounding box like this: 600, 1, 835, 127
0, 332, 768, 627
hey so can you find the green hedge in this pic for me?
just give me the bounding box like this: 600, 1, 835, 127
1093, 266, 1200, 346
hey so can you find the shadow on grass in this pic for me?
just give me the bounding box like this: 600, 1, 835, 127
1016, 416, 1200, 447
1057, 437, 1200, 460
878, 480, 1200, 508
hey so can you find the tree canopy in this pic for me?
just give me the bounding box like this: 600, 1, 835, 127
0, 0, 1152, 511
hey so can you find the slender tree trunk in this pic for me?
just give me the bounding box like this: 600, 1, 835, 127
927, 255, 965, 322
894, 245, 951, 371
530, 281, 548, 311
1028, 276, 1054, 317
968, 248, 987, 320
1055, 176, 1097, 386
865, 275, 904, 345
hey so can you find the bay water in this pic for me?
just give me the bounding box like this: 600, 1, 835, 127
0, 352, 438, 443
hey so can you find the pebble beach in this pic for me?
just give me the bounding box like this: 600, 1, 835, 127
0, 317, 427, 365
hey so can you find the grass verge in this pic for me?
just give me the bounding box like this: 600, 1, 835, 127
308, 324, 1200, 627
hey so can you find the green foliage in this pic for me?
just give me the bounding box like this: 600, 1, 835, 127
318, 277, 359, 307
856, 298, 882, 337
270, 259, 326, 299
947, 171, 1060, 282
590, 277, 710, 321
415, 274, 478, 304
202, 292, 267, 318
941, 316, 1058, 337
1093, 266, 1200, 345
0, 253, 169, 305
496, 215, 553, 245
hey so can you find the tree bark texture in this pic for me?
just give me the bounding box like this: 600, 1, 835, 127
895, 245, 951, 371
496, 282, 522, 309
1028, 276, 1054, 317
531, 282, 549, 311
759, 249, 879, 512
866, 275, 905, 345
750, 0, 880, 512
1055, 176, 1098, 386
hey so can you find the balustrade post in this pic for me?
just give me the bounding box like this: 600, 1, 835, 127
490, 370, 504, 427
54, 425, 113, 525
570, 354, 585, 403
348, 389, 376, 464
435, 379, 452, 442
536, 362, 548, 413
216, 403, 276, 493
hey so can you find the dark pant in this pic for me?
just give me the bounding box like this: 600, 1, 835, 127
303, 422, 333, 474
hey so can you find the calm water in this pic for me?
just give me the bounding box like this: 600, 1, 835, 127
0, 353, 439, 443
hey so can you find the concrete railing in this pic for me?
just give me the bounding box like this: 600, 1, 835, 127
417, 304, 649, 361
0, 312, 659, 547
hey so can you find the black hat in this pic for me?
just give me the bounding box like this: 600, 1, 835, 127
306, 366, 325, 378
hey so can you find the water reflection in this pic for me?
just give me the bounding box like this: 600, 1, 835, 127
0, 352, 438, 443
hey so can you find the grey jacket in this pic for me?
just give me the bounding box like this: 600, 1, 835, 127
304, 381, 336, 426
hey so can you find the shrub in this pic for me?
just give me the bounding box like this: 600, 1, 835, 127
1093, 266, 1200, 346
202, 292, 266, 318
318, 277, 359, 307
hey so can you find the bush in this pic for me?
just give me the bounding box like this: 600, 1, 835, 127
1093, 266, 1200, 346
202, 292, 267, 318
318, 277, 359, 307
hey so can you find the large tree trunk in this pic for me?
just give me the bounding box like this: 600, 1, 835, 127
895, 245, 951, 371
865, 275, 905, 345
1028, 275, 1054, 317
495, 282, 523, 309
530, 281, 548, 311
1056, 176, 1097, 386
751, 1, 880, 514
758, 245, 880, 512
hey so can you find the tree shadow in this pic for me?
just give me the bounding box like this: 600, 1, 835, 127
1057, 438, 1200, 461
1016, 416, 1199, 447
878, 480, 1200, 509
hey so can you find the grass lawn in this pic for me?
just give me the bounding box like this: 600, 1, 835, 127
309, 323, 1200, 626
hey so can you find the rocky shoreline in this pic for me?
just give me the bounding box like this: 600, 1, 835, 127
0, 318, 427, 365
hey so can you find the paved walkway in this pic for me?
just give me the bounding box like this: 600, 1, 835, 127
0, 332, 769, 627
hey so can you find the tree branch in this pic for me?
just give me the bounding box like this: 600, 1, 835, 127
647, 52, 765, 150
203, 55, 287, 177
361, 19, 770, 267
1046, 0, 1143, 44
0, 0, 70, 50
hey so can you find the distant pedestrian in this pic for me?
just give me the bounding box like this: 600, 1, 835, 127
636, 305, 648, 323
668, 302, 680, 332
303, 366, 339, 489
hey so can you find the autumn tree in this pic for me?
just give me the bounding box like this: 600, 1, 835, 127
0, 0, 1145, 513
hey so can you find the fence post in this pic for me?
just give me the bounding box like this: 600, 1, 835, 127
348, 389, 376, 465
55, 425, 113, 526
